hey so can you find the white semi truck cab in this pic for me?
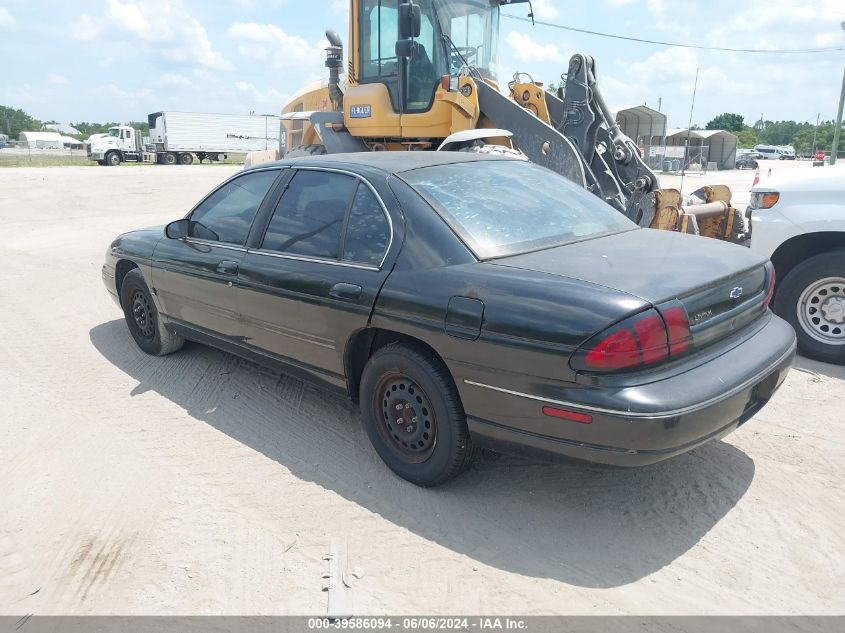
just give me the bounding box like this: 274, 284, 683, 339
87, 126, 148, 166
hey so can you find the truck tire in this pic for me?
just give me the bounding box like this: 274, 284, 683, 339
105, 151, 121, 166
774, 250, 845, 365
285, 144, 327, 158
162, 152, 177, 165
178, 153, 194, 165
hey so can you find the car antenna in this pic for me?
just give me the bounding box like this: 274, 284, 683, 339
679, 66, 699, 196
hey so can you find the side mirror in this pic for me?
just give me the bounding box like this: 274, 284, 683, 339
398, 1, 421, 39
165, 218, 189, 239
395, 38, 418, 59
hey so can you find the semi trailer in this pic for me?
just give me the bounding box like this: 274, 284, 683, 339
88, 111, 281, 166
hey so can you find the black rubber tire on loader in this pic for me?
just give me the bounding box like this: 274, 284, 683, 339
284, 144, 327, 158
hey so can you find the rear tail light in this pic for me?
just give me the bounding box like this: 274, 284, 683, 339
762, 263, 776, 311
571, 303, 693, 373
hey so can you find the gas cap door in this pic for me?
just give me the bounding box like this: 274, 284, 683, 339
445, 296, 484, 340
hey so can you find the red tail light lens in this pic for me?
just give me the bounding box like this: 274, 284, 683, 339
762, 263, 776, 311
662, 303, 692, 355
572, 304, 693, 373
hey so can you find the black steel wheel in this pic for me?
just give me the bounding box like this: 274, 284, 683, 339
119, 269, 184, 356
360, 343, 474, 486
178, 152, 194, 165
374, 373, 438, 463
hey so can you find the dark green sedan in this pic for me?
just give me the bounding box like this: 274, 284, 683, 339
103, 152, 796, 486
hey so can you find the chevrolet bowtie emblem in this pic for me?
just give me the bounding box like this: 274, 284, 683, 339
730, 286, 743, 300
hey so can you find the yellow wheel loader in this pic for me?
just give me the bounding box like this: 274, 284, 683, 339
247, 0, 744, 242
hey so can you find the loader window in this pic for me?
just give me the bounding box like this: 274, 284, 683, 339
360, 0, 441, 113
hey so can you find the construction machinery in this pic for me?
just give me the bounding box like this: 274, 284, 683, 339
247, 0, 744, 242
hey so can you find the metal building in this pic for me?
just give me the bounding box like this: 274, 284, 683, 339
664, 129, 739, 170
611, 105, 667, 146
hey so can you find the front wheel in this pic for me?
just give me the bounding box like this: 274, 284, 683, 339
360, 343, 474, 486
774, 250, 845, 365
105, 151, 121, 166
120, 269, 184, 356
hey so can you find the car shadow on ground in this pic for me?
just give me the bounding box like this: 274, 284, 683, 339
90, 319, 756, 589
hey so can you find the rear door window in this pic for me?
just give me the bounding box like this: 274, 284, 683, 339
189, 169, 279, 245
342, 185, 390, 266
261, 170, 357, 259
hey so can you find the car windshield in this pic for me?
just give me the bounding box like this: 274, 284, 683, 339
403, 160, 637, 259
108, 128, 120, 137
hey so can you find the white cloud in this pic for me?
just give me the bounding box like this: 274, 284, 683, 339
160, 73, 194, 87
95, 83, 154, 102
72, 14, 101, 40
47, 74, 69, 85
0, 7, 15, 28
228, 22, 325, 68
72, 1, 231, 70
605, 0, 638, 6
506, 30, 563, 63
234, 81, 289, 113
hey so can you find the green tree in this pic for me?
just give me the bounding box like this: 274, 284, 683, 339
0, 105, 42, 139
706, 112, 745, 132
736, 127, 759, 148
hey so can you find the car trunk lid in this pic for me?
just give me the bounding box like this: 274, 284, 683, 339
490, 229, 770, 350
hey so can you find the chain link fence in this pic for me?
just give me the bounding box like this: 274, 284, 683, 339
644, 145, 711, 173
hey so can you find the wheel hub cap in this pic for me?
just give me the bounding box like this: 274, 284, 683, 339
798, 277, 845, 345
131, 290, 155, 339
378, 376, 436, 462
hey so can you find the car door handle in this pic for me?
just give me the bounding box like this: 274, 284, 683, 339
216, 260, 239, 275
329, 282, 363, 301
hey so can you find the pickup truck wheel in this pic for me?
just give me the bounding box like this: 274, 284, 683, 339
105, 151, 121, 166
162, 152, 177, 165
774, 250, 845, 365
119, 269, 184, 356
360, 343, 474, 486
178, 152, 194, 165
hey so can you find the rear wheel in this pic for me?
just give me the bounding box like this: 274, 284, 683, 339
120, 269, 184, 356
161, 152, 177, 165
178, 152, 194, 165
284, 144, 327, 158
774, 250, 845, 365
360, 343, 474, 486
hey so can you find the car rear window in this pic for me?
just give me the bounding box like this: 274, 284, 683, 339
402, 160, 636, 259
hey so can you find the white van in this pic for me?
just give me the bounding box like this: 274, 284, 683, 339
754, 145, 796, 160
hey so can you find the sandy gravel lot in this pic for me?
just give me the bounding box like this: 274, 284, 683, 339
0, 165, 842, 616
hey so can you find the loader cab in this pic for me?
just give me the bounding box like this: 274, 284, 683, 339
355, 0, 502, 115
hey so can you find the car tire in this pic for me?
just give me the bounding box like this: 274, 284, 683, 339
360, 343, 475, 486
178, 152, 194, 165
774, 250, 845, 365
120, 269, 184, 356
105, 151, 121, 166
284, 144, 327, 158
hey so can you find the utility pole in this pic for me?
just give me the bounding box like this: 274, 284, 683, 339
831, 21, 845, 165
812, 112, 821, 156
831, 67, 845, 165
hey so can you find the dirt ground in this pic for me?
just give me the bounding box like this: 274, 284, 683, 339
0, 165, 842, 616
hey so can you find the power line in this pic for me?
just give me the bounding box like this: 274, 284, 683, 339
502, 14, 845, 54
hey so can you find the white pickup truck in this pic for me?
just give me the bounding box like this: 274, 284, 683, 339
748, 166, 845, 365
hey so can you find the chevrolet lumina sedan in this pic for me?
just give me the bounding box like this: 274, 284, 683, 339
103, 153, 796, 486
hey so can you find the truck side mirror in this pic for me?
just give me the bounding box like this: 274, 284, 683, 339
165, 218, 189, 239
398, 1, 421, 39
395, 38, 418, 59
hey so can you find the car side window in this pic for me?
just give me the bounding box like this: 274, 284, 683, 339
189, 170, 279, 245
261, 170, 356, 259
342, 185, 389, 266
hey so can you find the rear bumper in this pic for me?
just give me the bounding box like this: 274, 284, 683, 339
463, 314, 797, 466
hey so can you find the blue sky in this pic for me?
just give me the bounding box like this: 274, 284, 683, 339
0, 0, 843, 129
